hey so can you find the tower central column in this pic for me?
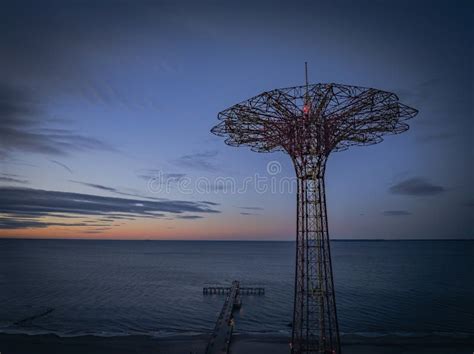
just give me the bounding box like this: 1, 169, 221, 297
291, 159, 340, 354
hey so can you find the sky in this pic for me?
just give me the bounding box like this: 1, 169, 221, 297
0, 0, 472, 240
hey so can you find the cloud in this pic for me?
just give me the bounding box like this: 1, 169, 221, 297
137, 170, 187, 184
176, 215, 204, 220
69, 180, 166, 201
389, 177, 445, 196
0, 173, 28, 184
240, 212, 260, 216
49, 159, 73, 173
236, 206, 264, 215
163, 173, 187, 181
172, 150, 219, 171
0, 218, 49, 229
69, 180, 116, 192
200, 201, 220, 206
0, 83, 115, 158
83, 228, 113, 234
98, 216, 135, 221
0, 176, 28, 184
382, 210, 412, 216
77, 79, 162, 112
0, 186, 220, 230
0, 219, 108, 229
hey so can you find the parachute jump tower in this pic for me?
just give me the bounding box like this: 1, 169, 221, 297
211, 64, 418, 353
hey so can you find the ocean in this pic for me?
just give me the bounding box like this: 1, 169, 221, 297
0, 239, 473, 344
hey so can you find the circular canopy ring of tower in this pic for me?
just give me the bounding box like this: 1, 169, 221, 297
212, 83, 418, 158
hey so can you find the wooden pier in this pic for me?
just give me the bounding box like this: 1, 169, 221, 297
205, 281, 240, 354
203, 286, 265, 296
204, 281, 265, 354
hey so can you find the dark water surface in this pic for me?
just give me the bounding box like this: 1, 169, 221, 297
0, 239, 473, 341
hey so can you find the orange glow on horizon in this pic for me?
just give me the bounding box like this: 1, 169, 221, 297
0, 214, 294, 241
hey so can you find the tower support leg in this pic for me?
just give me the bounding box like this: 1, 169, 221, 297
291, 163, 341, 354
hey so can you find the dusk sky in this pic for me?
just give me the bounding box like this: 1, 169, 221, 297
0, 0, 472, 240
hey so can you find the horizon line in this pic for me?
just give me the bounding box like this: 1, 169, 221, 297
0, 237, 472, 242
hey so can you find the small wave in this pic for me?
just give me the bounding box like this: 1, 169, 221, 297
1, 327, 473, 345
0, 327, 208, 339
13, 308, 55, 326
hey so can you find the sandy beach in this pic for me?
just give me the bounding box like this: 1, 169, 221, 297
1, 333, 473, 354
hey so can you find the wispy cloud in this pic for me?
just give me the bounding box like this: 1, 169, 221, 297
162, 173, 186, 181
49, 159, 73, 173
0, 219, 109, 230
0, 173, 28, 184
236, 206, 263, 216
200, 201, 219, 206
79, 79, 160, 112
172, 150, 219, 171
0, 83, 115, 158
69, 180, 166, 201
83, 228, 113, 234
389, 177, 445, 196
137, 170, 187, 183
69, 180, 117, 192
0, 186, 220, 229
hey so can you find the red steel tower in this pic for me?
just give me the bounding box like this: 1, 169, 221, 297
211, 66, 418, 353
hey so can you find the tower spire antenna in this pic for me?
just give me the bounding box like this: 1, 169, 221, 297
305, 62, 309, 94
304, 61, 308, 90
303, 62, 309, 114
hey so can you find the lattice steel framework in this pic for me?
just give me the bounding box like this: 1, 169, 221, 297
211, 73, 418, 354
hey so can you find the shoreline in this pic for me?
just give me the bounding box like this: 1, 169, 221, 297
1, 333, 473, 354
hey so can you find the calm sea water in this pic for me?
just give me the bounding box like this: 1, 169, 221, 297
0, 239, 473, 341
